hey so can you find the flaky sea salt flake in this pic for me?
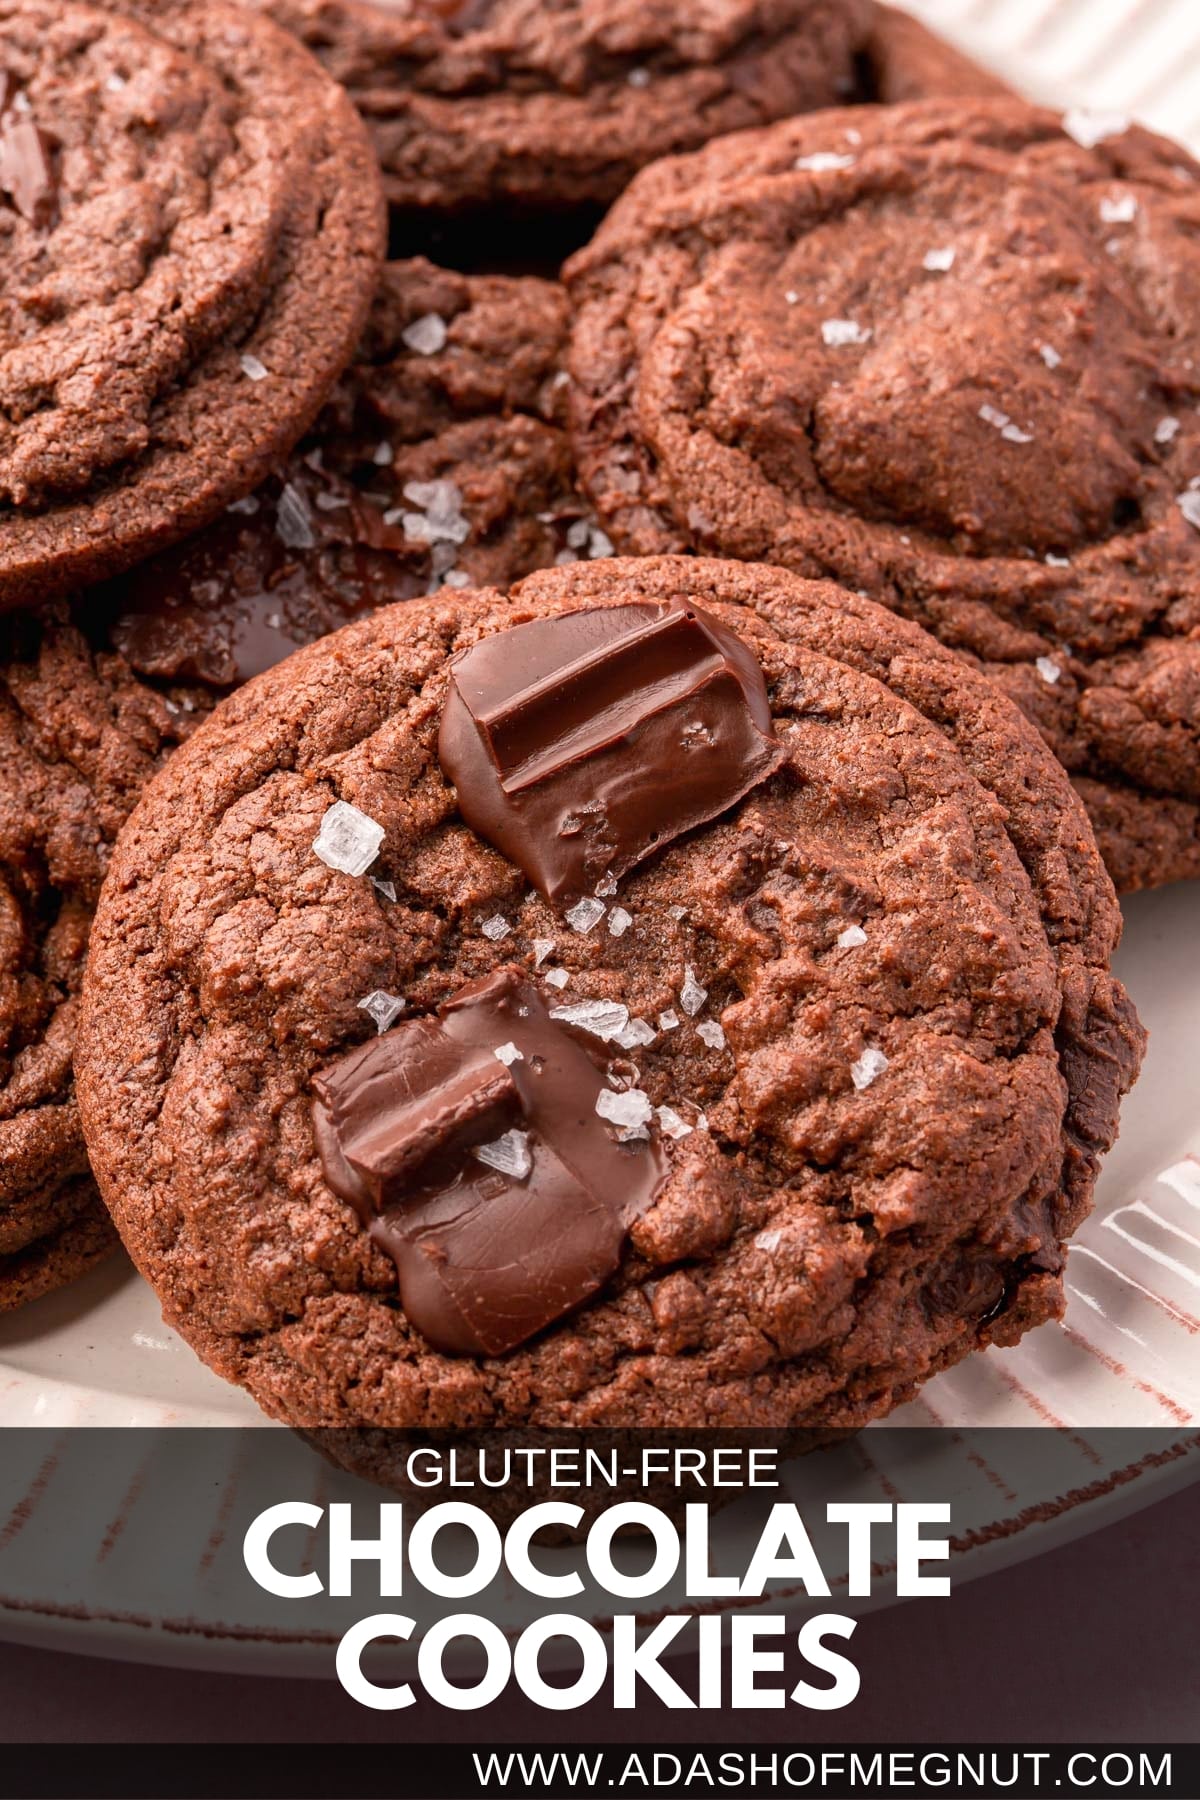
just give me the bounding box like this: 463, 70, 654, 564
532, 939, 556, 968
1178, 491, 1200, 531
239, 353, 268, 382
596, 1087, 653, 1133
404, 478, 459, 518
401, 312, 448, 356
658, 1009, 680, 1031
795, 151, 855, 172
480, 915, 511, 941
837, 924, 867, 948
980, 403, 1033, 444
543, 967, 570, 989
923, 247, 956, 272
1039, 344, 1062, 370
313, 801, 385, 877
475, 1129, 532, 1181
566, 896, 606, 934
276, 482, 315, 550
697, 1020, 726, 1050
1156, 416, 1181, 446
656, 1107, 693, 1140
1063, 109, 1130, 149
549, 998, 629, 1041
1036, 656, 1062, 685
401, 494, 470, 547
821, 318, 871, 348
679, 966, 707, 1016
493, 1042, 523, 1066
615, 1018, 656, 1050
851, 1045, 889, 1091
1100, 193, 1138, 224
371, 878, 397, 902
358, 990, 405, 1034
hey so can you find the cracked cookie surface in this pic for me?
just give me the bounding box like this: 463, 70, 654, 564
565, 99, 1200, 892
77, 556, 1143, 1431
0, 0, 383, 604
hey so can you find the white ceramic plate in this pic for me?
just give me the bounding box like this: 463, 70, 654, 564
906, 0, 1200, 153
1, 2, 1199, 1675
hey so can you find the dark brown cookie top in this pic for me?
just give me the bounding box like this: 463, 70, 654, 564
564, 98, 1200, 892
0, 0, 384, 606
76, 557, 1143, 1432
0, 257, 584, 1300
256, 0, 871, 243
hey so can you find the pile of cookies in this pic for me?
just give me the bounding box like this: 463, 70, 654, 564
4, 0, 1185, 1437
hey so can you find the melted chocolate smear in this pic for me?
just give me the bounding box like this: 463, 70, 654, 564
439, 601, 785, 904
103, 466, 419, 689
0, 77, 57, 228
312, 967, 666, 1357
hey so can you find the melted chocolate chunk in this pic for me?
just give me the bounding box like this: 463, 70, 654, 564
103, 466, 417, 688
439, 602, 784, 902
0, 79, 56, 228
311, 967, 665, 1356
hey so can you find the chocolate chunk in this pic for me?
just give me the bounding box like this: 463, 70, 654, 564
438, 602, 785, 901
105, 469, 416, 687
311, 968, 666, 1355
0, 93, 56, 228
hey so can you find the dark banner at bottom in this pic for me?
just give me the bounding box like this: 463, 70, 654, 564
0, 1742, 1190, 1800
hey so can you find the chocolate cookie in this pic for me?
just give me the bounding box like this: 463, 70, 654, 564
76, 557, 1143, 1431
0, 0, 384, 606
565, 99, 1200, 893
254, 0, 888, 267
0, 257, 585, 1307
0, 1186, 119, 1314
